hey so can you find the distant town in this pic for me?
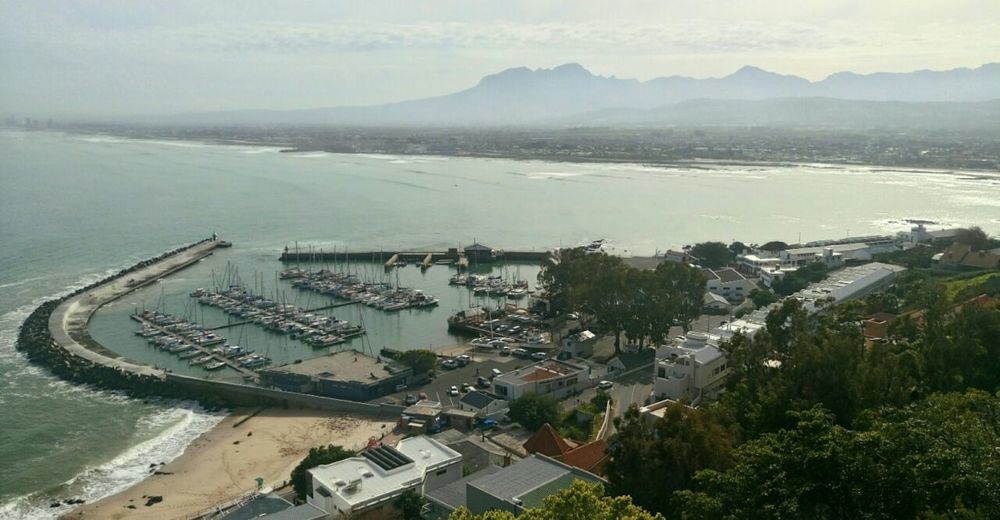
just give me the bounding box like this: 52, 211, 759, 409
6, 118, 1000, 171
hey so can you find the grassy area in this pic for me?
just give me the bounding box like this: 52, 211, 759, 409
943, 272, 1000, 303
590, 413, 605, 440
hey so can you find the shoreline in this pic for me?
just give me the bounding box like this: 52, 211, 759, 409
20, 127, 1000, 175
64, 408, 396, 520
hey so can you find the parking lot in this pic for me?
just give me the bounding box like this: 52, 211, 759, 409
378, 349, 542, 407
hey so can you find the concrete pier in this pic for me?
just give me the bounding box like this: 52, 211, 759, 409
48, 240, 224, 379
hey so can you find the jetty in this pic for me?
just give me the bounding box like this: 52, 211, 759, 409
47, 239, 225, 378
280, 246, 553, 268
130, 312, 260, 379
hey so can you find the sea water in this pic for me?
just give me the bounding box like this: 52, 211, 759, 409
1, 129, 998, 517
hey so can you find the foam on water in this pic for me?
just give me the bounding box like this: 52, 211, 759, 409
0, 404, 225, 520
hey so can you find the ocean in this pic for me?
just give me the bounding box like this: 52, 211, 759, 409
1, 129, 998, 518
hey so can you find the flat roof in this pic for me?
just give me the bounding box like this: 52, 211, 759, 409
494, 359, 586, 386
310, 436, 462, 509
261, 350, 407, 384
468, 454, 603, 508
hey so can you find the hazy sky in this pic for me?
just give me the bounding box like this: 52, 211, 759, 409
1, 0, 997, 117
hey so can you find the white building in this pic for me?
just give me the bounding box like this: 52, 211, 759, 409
492, 359, 589, 401
308, 436, 463, 518
759, 266, 798, 288
561, 329, 597, 358
653, 332, 729, 403
792, 262, 907, 312
737, 254, 784, 276
705, 268, 757, 303
780, 238, 899, 266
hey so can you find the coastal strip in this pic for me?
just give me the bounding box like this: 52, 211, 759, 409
50, 239, 224, 378
15, 237, 407, 416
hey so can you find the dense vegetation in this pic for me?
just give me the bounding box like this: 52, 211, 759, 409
606, 284, 1000, 518
290, 445, 355, 501
538, 248, 705, 352
688, 242, 734, 269
507, 393, 562, 432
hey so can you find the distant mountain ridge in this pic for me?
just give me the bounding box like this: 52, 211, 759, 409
172, 62, 1000, 128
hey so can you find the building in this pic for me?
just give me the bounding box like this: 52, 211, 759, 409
422, 454, 605, 519
653, 332, 729, 403
662, 249, 698, 265
704, 267, 757, 304
464, 243, 496, 263
703, 291, 731, 313
492, 359, 589, 401
459, 391, 508, 420
780, 238, 900, 267
521, 423, 609, 475
259, 350, 411, 402
791, 262, 907, 312
937, 243, 1000, 270
737, 254, 784, 276
307, 436, 462, 519
561, 329, 597, 358
759, 266, 799, 288
401, 400, 444, 433
605, 349, 655, 378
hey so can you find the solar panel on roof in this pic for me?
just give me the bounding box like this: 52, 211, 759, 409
361, 445, 414, 471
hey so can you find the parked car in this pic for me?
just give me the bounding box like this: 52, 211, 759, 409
449, 385, 460, 396
512, 348, 529, 358
491, 368, 503, 378
440, 358, 458, 370
567, 312, 579, 320
456, 354, 472, 366
530, 351, 548, 361
395, 383, 408, 392
404, 394, 418, 405
477, 376, 491, 388
461, 382, 472, 392
598, 380, 614, 390
500, 346, 511, 356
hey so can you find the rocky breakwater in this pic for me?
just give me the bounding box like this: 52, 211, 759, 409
15, 237, 231, 404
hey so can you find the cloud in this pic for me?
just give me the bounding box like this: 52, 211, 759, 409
9, 19, 998, 58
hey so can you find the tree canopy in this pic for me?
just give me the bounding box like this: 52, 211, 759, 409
606, 293, 1000, 519
397, 349, 437, 374
507, 393, 562, 431
538, 247, 705, 353
690, 241, 734, 269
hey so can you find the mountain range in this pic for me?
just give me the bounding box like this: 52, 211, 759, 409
173, 62, 1000, 128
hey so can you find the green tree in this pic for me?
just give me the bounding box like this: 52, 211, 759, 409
953, 226, 991, 251
393, 488, 424, 520
729, 241, 749, 256
508, 393, 561, 431
760, 241, 789, 252
748, 288, 778, 308
690, 242, 734, 269
678, 392, 1000, 519
397, 349, 437, 374
290, 445, 355, 501
607, 404, 735, 517
450, 480, 663, 520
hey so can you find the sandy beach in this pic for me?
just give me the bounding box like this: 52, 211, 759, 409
65, 408, 396, 520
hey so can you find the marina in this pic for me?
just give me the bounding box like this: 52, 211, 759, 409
130, 310, 264, 379
192, 285, 366, 348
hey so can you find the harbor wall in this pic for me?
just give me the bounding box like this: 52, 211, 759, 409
14, 237, 405, 418
165, 374, 405, 417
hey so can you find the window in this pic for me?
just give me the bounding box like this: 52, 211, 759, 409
436, 469, 448, 476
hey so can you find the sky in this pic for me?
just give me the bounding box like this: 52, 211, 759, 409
1, 0, 998, 117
